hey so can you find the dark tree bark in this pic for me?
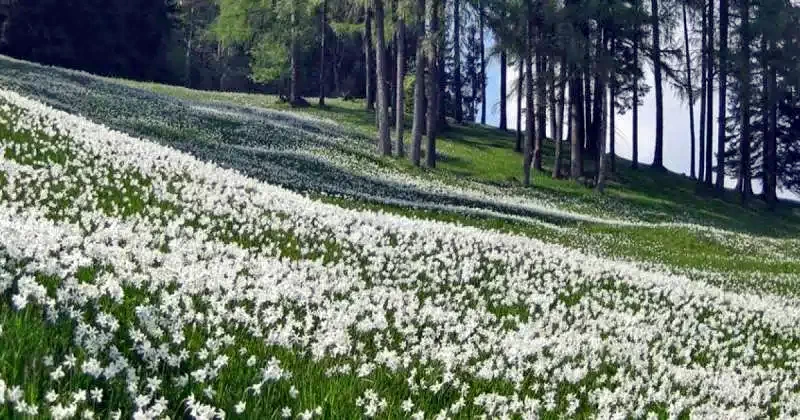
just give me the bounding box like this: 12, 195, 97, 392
584, 70, 593, 155
453, 0, 463, 123
479, 0, 486, 124
289, 5, 304, 106
548, 58, 558, 172
534, 47, 546, 171
596, 31, 610, 192
365, 5, 375, 111
592, 54, 604, 163
738, 0, 751, 202
374, 0, 392, 155
500, 50, 508, 130
438, 17, 447, 129
426, 0, 440, 168
553, 56, 566, 179
609, 35, 616, 174
716, 0, 729, 190
632, 5, 639, 169
651, 0, 664, 169
184, 3, 194, 88
516, 61, 523, 152
705, 0, 714, 185
699, 0, 707, 182
764, 39, 778, 208
319, 0, 328, 106
683, 1, 696, 179
571, 72, 585, 178
523, 0, 535, 186
395, 16, 406, 156
410, 0, 426, 167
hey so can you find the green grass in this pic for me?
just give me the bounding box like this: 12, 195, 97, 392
108, 79, 800, 296
116, 79, 800, 238
0, 62, 798, 419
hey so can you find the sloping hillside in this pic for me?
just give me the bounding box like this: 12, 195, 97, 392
0, 56, 799, 418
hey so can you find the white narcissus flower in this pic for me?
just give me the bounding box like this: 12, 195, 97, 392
0, 81, 797, 420
234, 401, 246, 414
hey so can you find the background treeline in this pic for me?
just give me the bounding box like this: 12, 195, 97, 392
1, 0, 799, 205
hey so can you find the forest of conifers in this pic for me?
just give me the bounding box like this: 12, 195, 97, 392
1, 0, 798, 204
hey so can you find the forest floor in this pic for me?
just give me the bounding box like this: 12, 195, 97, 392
0, 56, 799, 418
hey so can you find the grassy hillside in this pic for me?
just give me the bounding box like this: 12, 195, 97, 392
0, 56, 799, 419
120, 79, 800, 236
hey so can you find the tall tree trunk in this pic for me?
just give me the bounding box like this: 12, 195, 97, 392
290, 5, 300, 105
500, 50, 508, 130
375, 0, 392, 155
410, 0, 426, 167
609, 35, 616, 174
651, 0, 664, 169
760, 34, 769, 203
590, 32, 604, 160
534, 47, 546, 171
716, 0, 729, 190
548, 58, 558, 171
705, 0, 714, 185
438, 12, 447, 129
765, 39, 778, 208
523, 0, 535, 186
683, 1, 696, 179
699, 0, 707, 182
479, 0, 487, 124
596, 84, 608, 191
632, 8, 639, 169
319, 0, 328, 106
395, 17, 406, 156
738, 0, 751, 202
453, 0, 463, 123
592, 47, 604, 165
516, 61, 523, 152
553, 56, 566, 178
596, 32, 610, 191
426, 0, 440, 168
185, 5, 194, 88
365, 5, 375, 111
584, 71, 593, 155
571, 72, 585, 178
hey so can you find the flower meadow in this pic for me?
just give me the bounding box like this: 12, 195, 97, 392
0, 70, 800, 420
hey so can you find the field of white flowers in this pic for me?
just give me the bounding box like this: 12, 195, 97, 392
0, 56, 799, 419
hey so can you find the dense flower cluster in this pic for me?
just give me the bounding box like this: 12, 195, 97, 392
0, 88, 799, 419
